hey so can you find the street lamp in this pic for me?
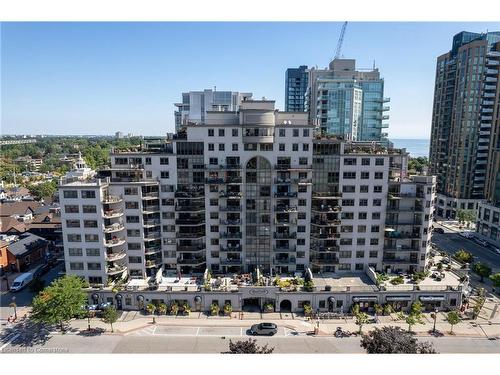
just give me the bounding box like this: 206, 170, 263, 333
432, 307, 439, 333
10, 296, 17, 320
85, 305, 94, 331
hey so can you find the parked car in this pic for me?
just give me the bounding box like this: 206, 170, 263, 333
490, 246, 500, 255
475, 238, 488, 247
433, 228, 445, 234
34, 263, 50, 277
249, 322, 278, 336
10, 272, 34, 292
459, 232, 473, 239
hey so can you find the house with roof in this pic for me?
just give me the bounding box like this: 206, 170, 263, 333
0, 201, 42, 222
1, 233, 48, 273
0, 216, 27, 235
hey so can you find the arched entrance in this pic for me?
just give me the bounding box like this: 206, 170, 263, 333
280, 299, 292, 312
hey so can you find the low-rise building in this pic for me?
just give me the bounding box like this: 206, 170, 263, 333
1, 233, 48, 273
476, 201, 500, 246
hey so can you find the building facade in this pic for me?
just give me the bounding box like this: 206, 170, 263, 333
285, 65, 308, 112
429, 31, 500, 219
306, 59, 389, 142
60, 99, 436, 288
174, 89, 252, 131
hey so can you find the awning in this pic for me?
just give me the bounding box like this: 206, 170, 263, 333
386, 295, 412, 302
419, 296, 445, 302
137, 295, 144, 302
352, 296, 378, 302
194, 296, 202, 303
328, 297, 335, 303
115, 293, 123, 300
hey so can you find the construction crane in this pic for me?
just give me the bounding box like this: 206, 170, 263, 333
333, 22, 348, 60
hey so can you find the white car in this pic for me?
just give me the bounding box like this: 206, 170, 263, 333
459, 232, 473, 239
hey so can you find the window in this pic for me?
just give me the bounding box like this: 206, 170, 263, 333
232, 144, 238, 151
303, 129, 309, 137
210, 212, 219, 219
299, 157, 308, 165
370, 238, 379, 245
87, 263, 101, 270
127, 229, 140, 237
88, 276, 102, 284
298, 212, 306, 220
372, 212, 381, 220
128, 256, 142, 264
161, 171, 169, 179
356, 251, 365, 258
343, 172, 356, 179
292, 144, 299, 151
340, 238, 352, 245
63, 190, 77, 198
145, 157, 151, 165
85, 234, 99, 242
67, 234, 81, 242
160, 157, 169, 165
126, 216, 139, 223
69, 262, 84, 270
293, 129, 299, 137
355, 263, 364, 271
341, 212, 354, 219
81, 190, 96, 199
360, 185, 369, 193
298, 199, 306, 206
209, 157, 218, 165
68, 248, 83, 256
125, 201, 139, 209
302, 144, 309, 151
341, 225, 353, 233
339, 251, 352, 258
128, 243, 141, 250
373, 185, 382, 193
210, 199, 218, 206
208, 143, 214, 151
86, 248, 100, 256
361, 158, 370, 166
298, 225, 306, 233
344, 158, 357, 165
338, 264, 351, 271
210, 225, 219, 233
232, 129, 238, 137
375, 158, 384, 166
357, 238, 366, 245
82, 205, 97, 213
66, 220, 80, 228
279, 143, 285, 151
84, 220, 98, 228
219, 144, 225, 151
279, 129, 286, 137
371, 225, 380, 233
369, 251, 378, 258
373, 199, 382, 206
358, 212, 367, 220
124, 187, 138, 195
342, 185, 355, 193
358, 225, 366, 233
219, 129, 225, 137
359, 199, 368, 206
297, 238, 305, 245
342, 199, 355, 206
360, 172, 369, 179
65, 205, 79, 213
374, 172, 383, 179
208, 129, 214, 136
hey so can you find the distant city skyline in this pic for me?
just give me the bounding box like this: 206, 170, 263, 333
2, 22, 499, 137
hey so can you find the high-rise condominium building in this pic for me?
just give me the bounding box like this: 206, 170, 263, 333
285, 65, 308, 112
59, 99, 435, 287
306, 59, 390, 142
174, 89, 252, 131
429, 31, 500, 219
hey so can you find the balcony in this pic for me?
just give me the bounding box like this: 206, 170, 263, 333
383, 245, 419, 252
144, 247, 162, 255
275, 206, 298, 213
177, 245, 206, 252
175, 204, 205, 212
312, 192, 342, 198
311, 205, 341, 213
205, 177, 225, 184
311, 232, 340, 239
311, 245, 339, 252
145, 259, 163, 268
384, 232, 421, 239
274, 178, 292, 184
382, 258, 419, 264
219, 219, 241, 225
103, 195, 122, 204
274, 164, 312, 170
175, 218, 206, 225
224, 177, 243, 184
142, 205, 160, 213
311, 257, 339, 264
144, 232, 161, 240
274, 232, 297, 239
174, 191, 204, 198
176, 232, 205, 239
220, 245, 242, 252
386, 205, 424, 213
220, 232, 243, 239
105, 237, 126, 247
106, 265, 127, 275
106, 251, 126, 261
219, 191, 242, 198
274, 258, 296, 265
311, 218, 341, 226
177, 258, 206, 265
274, 245, 296, 252
220, 205, 242, 212
205, 164, 242, 170
103, 209, 124, 219
274, 191, 298, 198
142, 191, 159, 199
385, 219, 422, 226
143, 219, 161, 227
220, 258, 243, 265
104, 223, 125, 233
275, 218, 297, 225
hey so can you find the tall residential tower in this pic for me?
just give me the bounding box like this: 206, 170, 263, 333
285, 65, 308, 112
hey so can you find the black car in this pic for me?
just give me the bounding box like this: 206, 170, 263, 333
34, 263, 50, 277
249, 323, 278, 336
433, 227, 445, 234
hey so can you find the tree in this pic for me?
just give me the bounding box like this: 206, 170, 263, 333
405, 314, 419, 332
489, 273, 500, 292
410, 301, 423, 318
456, 209, 476, 228
31, 275, 87, 331
28, 180, 58, 200
446, 311, 461, 334
28, 278, 45, 294
453, 249, 474, 264
223, 338, 274, 354
473, 262, 492, 282
355, 312, 370, 334
408, 157, 429, 174
102, 306, 119, 332
360, 326, 437, 354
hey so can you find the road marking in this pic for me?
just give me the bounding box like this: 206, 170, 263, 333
196, 327, 200, 336
240, 327, 243, 336
0, 333, 20, 350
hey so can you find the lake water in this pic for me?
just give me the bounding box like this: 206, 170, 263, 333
390, 139, 430, 158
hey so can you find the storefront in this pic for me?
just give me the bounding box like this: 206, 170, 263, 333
385, 295, 412, 311
419, 295, 445, 311
352, 296, 379, 312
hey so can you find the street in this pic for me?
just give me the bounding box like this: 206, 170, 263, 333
432, 223, 500, 270
1, 329, 499, 354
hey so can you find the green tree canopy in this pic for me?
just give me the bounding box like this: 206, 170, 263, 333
473, 263, 492, 282
223, 339, 274, 354
31, 275, 87, 330
489, 273, 500, 289
456, 209, 476, 226
102, 306, 119, 332
446, 311, 461, 334
360, 326, 437, 354
453, 249, 474, 264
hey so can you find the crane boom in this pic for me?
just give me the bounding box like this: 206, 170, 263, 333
334, 22, 348, 60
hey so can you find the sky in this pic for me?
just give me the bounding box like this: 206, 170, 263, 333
2, 22, 500, 138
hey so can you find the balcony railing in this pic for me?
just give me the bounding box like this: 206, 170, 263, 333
143, 219, 161, 227
220, 245, 242, 252
177, 245, 206, 252
177, 258, 206, 265
175, 218, 206, 225
274, 232, 297, 239
219, 191, 242, 198
275, 219, 298, 225
274, 192, 298, 198
274, 245, 296, 252
275, 206, 298, 212
220, 232, 243, 239
104, 223, 125, 233
219, 219, 241, 225
103, 195, 122, 204
142, 205, 160, 213
175, 204, 205, 212
103, 209, 124, 219
311, 233, 340, 239
311, 219, 341, 226
144, 232, 162, 239
176, 232, 205, 239
104, 237, 126, 247
106, 265, 127, 275
311, 206, 341, 213
106, 251, 127, 261
220, 206, 242, 212
174, 191, 204, 198
220, 258, 243, 265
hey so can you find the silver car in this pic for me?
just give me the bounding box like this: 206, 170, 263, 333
249, 322, 278, 336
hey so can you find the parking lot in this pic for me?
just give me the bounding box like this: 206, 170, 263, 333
128, 324, 301, 338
